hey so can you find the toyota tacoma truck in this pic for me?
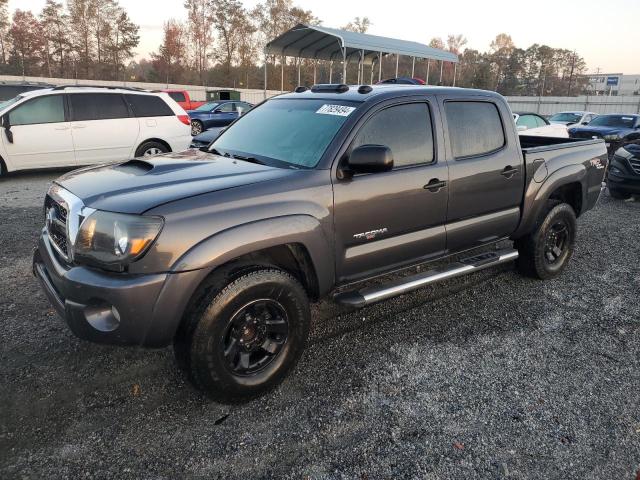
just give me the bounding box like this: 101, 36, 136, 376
33, 84, 608, 403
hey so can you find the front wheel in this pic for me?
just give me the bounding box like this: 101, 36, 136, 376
608, 187, 631, 200
515, 202, 577, 280
175, 269, 310, 403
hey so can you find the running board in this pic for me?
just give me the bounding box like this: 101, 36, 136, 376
334, 248, 519, 308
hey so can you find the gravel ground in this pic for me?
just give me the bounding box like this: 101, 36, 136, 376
1, 171, 639, 479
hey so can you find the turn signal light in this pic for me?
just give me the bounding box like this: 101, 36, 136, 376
177, 114, 190, 126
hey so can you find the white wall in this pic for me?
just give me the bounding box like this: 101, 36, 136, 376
505, 95, 640, 115
4, 74, 640, 114
0, 74, 281, 104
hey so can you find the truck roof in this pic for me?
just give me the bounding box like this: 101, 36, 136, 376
276, 84, 503, 103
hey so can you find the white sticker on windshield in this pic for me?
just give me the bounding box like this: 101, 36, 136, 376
316, 104, 355, 116
622, 117, 633, 120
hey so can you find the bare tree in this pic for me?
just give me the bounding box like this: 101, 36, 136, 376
0, 0, 9, 65
341, 16, 371, 33
68, 0, 96, 78
40, 0, 70, 77
151, 20, 187, 84
212, 0, 248, 86
184, 0, 215, 85
8, 10, 43, 76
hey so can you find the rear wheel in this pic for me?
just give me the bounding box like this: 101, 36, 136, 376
135, 141, 168, 158
515, 202, 577, 279
191, 120, 204, 136
608, 187, 631, 200
174, 268, 310, 403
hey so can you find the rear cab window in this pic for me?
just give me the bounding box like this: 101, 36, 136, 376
445, 101, 506, 159
351, 102, 435, 168
168, 91, 186, 103
125, 94, 174, 117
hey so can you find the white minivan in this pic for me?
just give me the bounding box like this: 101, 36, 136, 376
0, 86, 192, 175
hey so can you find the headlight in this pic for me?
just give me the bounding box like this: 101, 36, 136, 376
74, 211, 163, 268
603, 134, 621, 140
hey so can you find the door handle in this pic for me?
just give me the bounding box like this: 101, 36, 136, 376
54, 126, 69, 131
424, 178, 447, 192
72, 125, 87, 129
501, 166, 518, 178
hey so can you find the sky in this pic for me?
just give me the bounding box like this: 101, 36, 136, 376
9, 0, 640, 74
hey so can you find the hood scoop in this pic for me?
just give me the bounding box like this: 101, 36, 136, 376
116, 156, 210, 176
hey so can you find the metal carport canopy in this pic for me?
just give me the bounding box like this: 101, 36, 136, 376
265, 24, 458, 64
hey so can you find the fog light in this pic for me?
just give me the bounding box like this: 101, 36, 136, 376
84, 303, 120, 332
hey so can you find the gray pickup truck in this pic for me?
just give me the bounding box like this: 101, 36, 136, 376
33, 84, 607, 402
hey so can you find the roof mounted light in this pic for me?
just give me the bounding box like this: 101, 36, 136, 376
357, 85, 373, 94
294, 86, 309, 93
310, 84, 349, 93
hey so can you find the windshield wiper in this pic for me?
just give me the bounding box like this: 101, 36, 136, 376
227, 153, 266, 165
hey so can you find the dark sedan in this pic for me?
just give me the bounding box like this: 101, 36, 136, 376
187, 100, 253, 136
569, 114, 640, 158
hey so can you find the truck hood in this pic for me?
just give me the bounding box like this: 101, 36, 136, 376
569, 125, 634, 137
56, 149, 299, 214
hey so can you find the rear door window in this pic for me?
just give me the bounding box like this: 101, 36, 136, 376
125, 94, 174, 117
352, 103, 434, 168
217, 102, 235, 113
9, 95, 65, 125
516, 114, 538, 129
445, 101, 505, 159
70, 93, 129, 121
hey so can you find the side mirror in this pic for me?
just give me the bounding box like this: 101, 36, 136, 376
582, 121, 589, 125
347, 145, 393, 174
2, 115, 13, 143
517, 125, 528, 131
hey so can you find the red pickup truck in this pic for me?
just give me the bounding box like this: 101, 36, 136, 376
162, 90, 205, 111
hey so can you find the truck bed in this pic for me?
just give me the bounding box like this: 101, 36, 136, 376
519, 135, 604, 154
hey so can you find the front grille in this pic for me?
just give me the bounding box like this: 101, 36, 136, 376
45, 194, 69, 259
629, 157, 640, 175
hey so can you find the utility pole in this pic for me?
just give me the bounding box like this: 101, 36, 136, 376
567, 51, 576, 96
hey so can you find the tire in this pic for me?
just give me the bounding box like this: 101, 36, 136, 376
191, 120, 204, 136
608, 187, 631, 200
515, 201, 577, 280
174, 268, 310, 403
135, 140, 169, 158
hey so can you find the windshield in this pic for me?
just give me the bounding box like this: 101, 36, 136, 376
195, 102, 220, 111
550, 112, 582, 123
211, 98, 358, 168
588, 115, 637, 128
0, 95, 23, 111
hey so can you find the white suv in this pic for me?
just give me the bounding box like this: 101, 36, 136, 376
0, 86, 192, 175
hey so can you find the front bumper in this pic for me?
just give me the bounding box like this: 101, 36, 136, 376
33, 230, 205, 347
607, 157, 640, 194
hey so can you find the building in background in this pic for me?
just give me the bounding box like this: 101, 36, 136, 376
586, 73, 640, 96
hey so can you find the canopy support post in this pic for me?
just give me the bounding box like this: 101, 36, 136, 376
426, 60, 430, 85
395, 54, 399, 77
329, 60, 333, 83
370, 58, 374, 84
297, 60, 301, 86
342, 47, 347, 83
281, 56, 284, 92
378, 52, 382, 82
453, 63, 457, 87
411, 57, 415, 78
313, 60, 317, 84
356, 52, 361, 84
439, 60, 443, 85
